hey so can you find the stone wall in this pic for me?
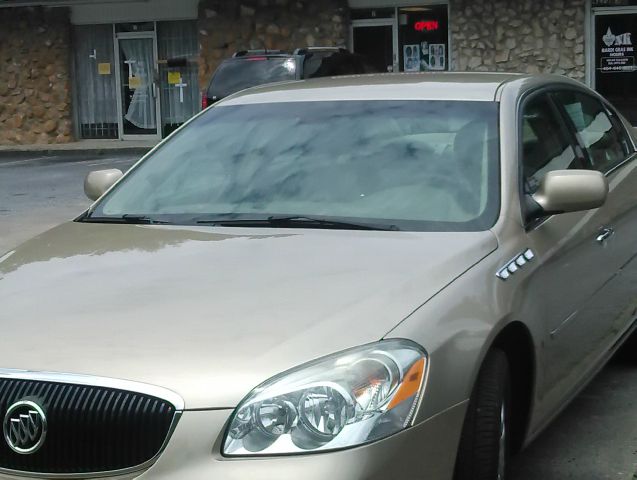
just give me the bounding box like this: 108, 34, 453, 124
0, 7, 73, 144
0, 0, 592, 146
451, 0, 586, 81
197, 0, 349, 88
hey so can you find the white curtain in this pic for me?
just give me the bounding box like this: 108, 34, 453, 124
157, 21, 199, 127
121, 39, 156, 129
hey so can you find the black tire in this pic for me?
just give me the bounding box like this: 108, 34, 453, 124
454, 349, 511, 480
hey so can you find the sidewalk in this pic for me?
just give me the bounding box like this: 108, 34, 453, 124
0, 139, 158, 158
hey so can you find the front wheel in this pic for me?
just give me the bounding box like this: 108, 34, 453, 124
454, 349, 511, 480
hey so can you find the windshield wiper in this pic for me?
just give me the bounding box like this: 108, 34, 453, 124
196, 215, 399, 231
80, 214, 172, 225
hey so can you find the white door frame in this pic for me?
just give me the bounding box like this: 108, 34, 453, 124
350, 17, 399, 72
589, 4, 637, 89
113, 28, 162, 141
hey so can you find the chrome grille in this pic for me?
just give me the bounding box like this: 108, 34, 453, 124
0, 375, 180, 476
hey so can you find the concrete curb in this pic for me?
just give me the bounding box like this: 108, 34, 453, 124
0, 139, 158, 160
0, 147, 153, 160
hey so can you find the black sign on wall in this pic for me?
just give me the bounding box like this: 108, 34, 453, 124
595, 13, 637, 123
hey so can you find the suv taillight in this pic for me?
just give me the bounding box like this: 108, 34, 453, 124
202, 94, 209, 110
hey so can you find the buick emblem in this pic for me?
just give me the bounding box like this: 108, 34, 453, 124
3, 400, 47, 454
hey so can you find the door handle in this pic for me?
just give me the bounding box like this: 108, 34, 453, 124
596, 227, 615, 243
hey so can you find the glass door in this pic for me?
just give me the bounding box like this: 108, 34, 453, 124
116, 34, 160, 139
351, 19, 398, 73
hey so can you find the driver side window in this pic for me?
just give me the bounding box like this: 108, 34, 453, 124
552, 90, 632, 173
521, 93, 585, 194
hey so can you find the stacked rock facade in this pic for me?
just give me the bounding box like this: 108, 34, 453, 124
0, 7, 73, 144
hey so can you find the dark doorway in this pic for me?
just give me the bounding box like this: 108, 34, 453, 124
353, 25, 394, 73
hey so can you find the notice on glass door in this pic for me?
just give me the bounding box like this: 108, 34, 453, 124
128, 76, 142, 89
167, 71, 182, 85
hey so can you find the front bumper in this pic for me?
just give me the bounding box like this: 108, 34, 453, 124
136, 401, 467, 480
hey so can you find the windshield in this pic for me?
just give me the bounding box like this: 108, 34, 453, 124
207, 57, 297, 99
89, 100, 500, 232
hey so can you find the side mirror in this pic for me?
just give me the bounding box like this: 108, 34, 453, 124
84, 169, 123, 201
530, 169, 608, 217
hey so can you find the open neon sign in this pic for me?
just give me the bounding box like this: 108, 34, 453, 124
414, 20, 439, 32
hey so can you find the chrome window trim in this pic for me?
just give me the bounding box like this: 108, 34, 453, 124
604, 151, 637, 177
0, 369, 185, 479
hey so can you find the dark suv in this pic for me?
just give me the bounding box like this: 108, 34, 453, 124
202, 47, 378, 108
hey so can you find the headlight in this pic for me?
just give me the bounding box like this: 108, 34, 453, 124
222, 339, 427, 456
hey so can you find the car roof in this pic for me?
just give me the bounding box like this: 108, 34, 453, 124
217, 72, 579, 105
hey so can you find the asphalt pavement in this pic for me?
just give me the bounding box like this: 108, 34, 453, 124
0, 153, 138, 254
0, 154, 636, 479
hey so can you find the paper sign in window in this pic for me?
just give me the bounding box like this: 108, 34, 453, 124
167, 71, 182, 85
128, 76, 142, 89
98, 63, 111, 75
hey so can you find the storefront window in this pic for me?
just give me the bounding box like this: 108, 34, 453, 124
157, 20, 199, 137
73, 25, 119, 139
351, 4, 449, 74
398, 5, 448, 72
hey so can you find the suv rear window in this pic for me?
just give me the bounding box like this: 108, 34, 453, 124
302, 51, 374, 78
207, 57, 297, 100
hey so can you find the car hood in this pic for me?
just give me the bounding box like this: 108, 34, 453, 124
0, 222, 497, 409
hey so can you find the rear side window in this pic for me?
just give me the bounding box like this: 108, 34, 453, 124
207, 57, 297, 100
521, 94, 584, 194
302, 52, 372, 78
553, 91, 631, 173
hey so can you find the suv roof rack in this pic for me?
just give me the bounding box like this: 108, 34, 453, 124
293, 47, 348, 55
233, 49, 287, 58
